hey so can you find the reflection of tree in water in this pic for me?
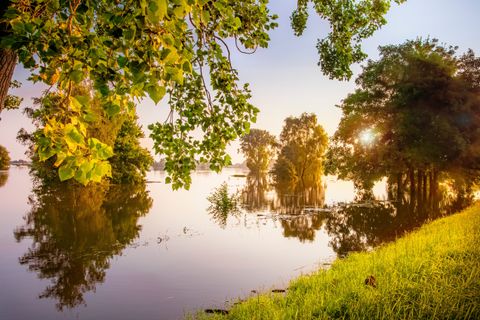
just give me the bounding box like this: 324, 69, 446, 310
274, 182, 326, 242
325, 186, 468, 257
273, 181, 325, 215
0, 171, 8, 187
281, 213, 325, 243
14, 183, 152, 311
325, 202, 401, 257
240, 174, 327, 242
240, 173, 272, 212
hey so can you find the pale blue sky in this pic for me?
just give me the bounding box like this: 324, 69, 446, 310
1, 0, 479, 162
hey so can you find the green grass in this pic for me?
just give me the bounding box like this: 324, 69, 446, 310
192, 204, 480, 319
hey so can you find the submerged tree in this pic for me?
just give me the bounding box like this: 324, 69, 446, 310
273, 113, 328, 189
0, 0, 404, 188
327, 39, 480, 204
0, 144, 10, 170
239, 129, 277, 174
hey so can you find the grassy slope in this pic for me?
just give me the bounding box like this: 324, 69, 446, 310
194, 204, 480, 319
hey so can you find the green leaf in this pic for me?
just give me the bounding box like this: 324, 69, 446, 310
80, 160, 94, 177
105, 103, 121, 117
58, 164, 75, 181
117, 55, 128, 68
38, 146, 56, 161
54, 152, 67, 167
157, 0, 168, 20
74, 166, 88, 185
97, 145, 114, 160
123, 27, 136, 42
65, 126, 84, 144
165, 66, 183, 84
147, 84, 166, 104
10, 20, 25, 32
70, 96, 82, 111
70, 70, 84, 83
74, 95, 89, 106
147, 0, 168, 23
182, 61, 192, 73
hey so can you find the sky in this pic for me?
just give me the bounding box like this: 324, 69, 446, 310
1, 0, 480, 163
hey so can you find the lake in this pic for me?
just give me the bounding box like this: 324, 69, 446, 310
0, 167, 439, 319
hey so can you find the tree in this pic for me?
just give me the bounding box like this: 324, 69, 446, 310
3, 80, 23, 115
239, 128, 276, 174
0, 144, 10, 170
110, 117, 153, 184
272, 113, 328, 188
327, 39, 480, 203
18, 84, 152, 185
0, 0, 404, 188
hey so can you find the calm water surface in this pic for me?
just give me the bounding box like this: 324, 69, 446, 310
1, 167, 427, 319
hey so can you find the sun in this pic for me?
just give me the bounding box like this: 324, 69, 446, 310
359, 129, 375, 146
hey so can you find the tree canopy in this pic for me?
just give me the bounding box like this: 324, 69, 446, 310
326, 39, 480, 201
0, 0, 404, 188
273, 113, 328, 189
239, 128, 276, 174
18, 84, 152, 185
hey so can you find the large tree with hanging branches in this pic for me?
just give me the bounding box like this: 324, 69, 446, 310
0, 0, 405, 188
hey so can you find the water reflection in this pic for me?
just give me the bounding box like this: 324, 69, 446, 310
0, 171, 8, 187
281, 212, 325, 242
325, 202, 404, 257
273, 183, 325, 215
14, 183, 152, 310
240, 173, 326, 215
241, 173, 272, 212
237, 172, 471, 250
324, 188, 467, 257
238, 174, 327, 242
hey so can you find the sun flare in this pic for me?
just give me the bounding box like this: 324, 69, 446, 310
359, 129, 375, 146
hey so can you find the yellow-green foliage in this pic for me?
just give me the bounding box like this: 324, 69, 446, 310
0, 145, 10, 170
193, 204, 480, 319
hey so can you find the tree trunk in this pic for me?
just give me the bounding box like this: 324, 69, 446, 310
432, 169, 438, 212
417, 170, 423, 206
422, 173, 427, 203
0, 48, 17, 113
409, 167, 416, 206
0, 0, 16, 114
396, 172, 404, 202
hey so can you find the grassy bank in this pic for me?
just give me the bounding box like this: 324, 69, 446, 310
194, 204, 480, 319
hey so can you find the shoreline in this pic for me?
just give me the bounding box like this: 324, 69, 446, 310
192, 203, 480, 319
